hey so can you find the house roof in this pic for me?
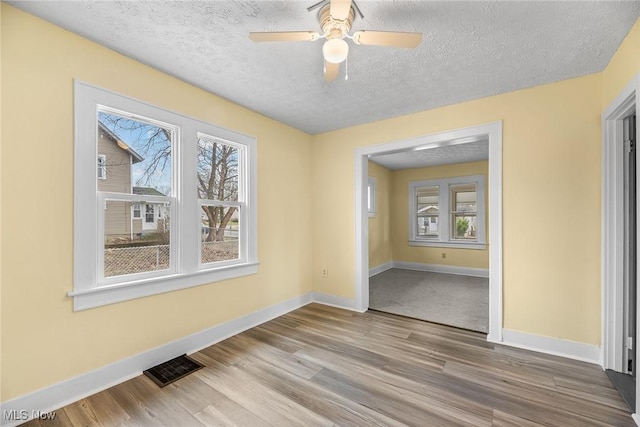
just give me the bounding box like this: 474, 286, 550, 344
133, 187, 165, 196
98, 121, 144, 164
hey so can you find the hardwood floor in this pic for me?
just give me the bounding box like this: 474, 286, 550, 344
23, 304, 634, 426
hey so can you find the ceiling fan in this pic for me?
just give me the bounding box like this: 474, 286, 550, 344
248, 0, 423, 81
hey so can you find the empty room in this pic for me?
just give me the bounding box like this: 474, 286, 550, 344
2, 1, 640, 426
367, 149, 491, 333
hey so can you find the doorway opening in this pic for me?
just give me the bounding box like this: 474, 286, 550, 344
354, 121, 503, 342
366, 148, 489, 333
606, 112, 637, 412
602, 74, 639, 414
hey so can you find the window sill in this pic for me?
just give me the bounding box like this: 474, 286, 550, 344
408, 240, 486, 250
68, 262, 259, 311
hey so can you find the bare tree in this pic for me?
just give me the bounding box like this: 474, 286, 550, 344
99, 112, 238, 242
197, 139, 238, 242
99, 112, 172, 192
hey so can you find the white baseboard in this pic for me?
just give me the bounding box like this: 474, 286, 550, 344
0, 292, 314, 427
499, 329, 601, 365
392, 261, 489, 278
369, 262, 394, 277
632, 413, 640, 426
311, 291, 358, 311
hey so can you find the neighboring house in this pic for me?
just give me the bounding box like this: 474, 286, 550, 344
133, 186, 168, 233
417, 205, 439, 236
98, 122, 166, 241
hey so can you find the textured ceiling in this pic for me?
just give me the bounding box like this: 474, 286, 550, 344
370, 139, 488, 170
7, 1, 640, 136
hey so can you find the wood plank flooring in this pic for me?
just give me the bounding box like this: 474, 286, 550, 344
23, 304, 635, 426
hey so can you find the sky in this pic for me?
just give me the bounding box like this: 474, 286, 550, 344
98, 111, 173, 195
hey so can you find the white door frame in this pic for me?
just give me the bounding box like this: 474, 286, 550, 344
602, 74, 639, 375
354, 121, 503, 342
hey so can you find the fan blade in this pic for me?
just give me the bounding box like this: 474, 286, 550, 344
330, 0, 352, 21
324, 61, 340, 81
352, 31, 422, 48
249, 31, 320, 42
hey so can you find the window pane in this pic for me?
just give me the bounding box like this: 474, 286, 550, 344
453, 214, 477, 240
417, 216, 439, 237
201, 205, 239, 264
451, 184, 477, 212
197, 136, 239, 202
104, 200, 171, 277
97, 111, 172, 196
417, 186, 439, 215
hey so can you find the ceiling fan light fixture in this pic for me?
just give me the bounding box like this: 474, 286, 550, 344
323, 38, 349, 63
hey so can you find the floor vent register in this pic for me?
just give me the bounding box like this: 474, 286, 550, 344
143, 354, 204, 387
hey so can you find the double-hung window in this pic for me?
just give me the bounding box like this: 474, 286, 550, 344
409, 175, 486, 249
415, 185, 439, 238
71, 81, 258, 310
450, 183, 478, 240
197, 135, 246, 266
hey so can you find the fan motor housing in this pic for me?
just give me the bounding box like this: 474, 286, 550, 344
318, 3, 355, 39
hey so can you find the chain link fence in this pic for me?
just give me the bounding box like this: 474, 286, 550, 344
104, 240, 239, 276
105, 244, 170, 277
201, 240, 239, 264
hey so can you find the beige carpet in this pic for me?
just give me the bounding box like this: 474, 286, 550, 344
369, 268, 489, 333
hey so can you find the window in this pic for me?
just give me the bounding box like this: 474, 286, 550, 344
409, 175, 485, 249
198, 136, 244, 266
145, 204, 155, 223
132, 203, 141, 218
367, 176, 376, 217
416, 185, 439, 238
97, 154, 106, 179
72, 81, 258, 310
450, 183, 477, 240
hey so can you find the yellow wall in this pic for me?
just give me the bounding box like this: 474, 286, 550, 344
367, 161, 392, 269
312, 73, 602, 345
390, 161, 489, 269
2, 6, 639, 406
602, 18, 640, 108
1, 5, 312, 400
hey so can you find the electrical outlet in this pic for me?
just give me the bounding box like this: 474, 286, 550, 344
322, 268, 328, 278
442, 253, 446, 259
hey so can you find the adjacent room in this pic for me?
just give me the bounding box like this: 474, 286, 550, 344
367, 143, 490, 333
2, 1, 640, 426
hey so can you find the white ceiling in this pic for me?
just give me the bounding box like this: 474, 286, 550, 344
7, 1, 640, 136
370, 139, 488, 170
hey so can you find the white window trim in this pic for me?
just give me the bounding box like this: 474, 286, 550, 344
367, 176, 377, 217
408, 175, 486, 249
71, 80, 258, 311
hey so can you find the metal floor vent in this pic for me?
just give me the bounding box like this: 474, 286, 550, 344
143, 354, 204, 387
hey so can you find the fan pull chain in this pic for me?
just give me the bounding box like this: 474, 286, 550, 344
345, 57, 349, 81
